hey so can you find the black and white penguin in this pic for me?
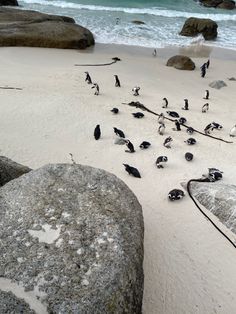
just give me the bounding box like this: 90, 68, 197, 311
206, 168, 223, 182
186, 127, 194, 134
158, 123, 165, 136
185, 152, 193, 161
208, 168, 223, 175
132, 112, 144, 118
162, 97, 168, 108
152, 49, 157, 57
185, 138, 196, 145
158, 113, 165, 124
168, 189, 185, 201
212, 122, 223, 130
132, 86, 140, 96
202, 103, 209, 113
125, 140, 135, 153
204, 123, 214, 134
156, 156, 168, 168
179, 117, 187, 125
113, 127, 125, 138
173, 120, 181, 131
94, 125, 101, 140
85, 71, 92, 84
111, 108, 119, 114
229, 124, 236, 137
166, 111, 179, 118
114, 75, 121, 87
139, 141, 151, 149
163, 136, 173, 148
92, 83, 99, 95
182, 99, 189, 110
203, 90, 209, 100
123, 164, 141, 178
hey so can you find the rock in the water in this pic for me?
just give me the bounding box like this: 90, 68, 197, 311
199, 0, 235, 9
209, 80, 227, 89
183, 181, 236, 235
166, 55, 195, 70
132, 20, 145, 25
0, 156, 31, 186
0, 164, 144, 313
179, 17, 218, 40
0, 8, 94, 49
217, 0, 235, 9
0, 0, 18, 5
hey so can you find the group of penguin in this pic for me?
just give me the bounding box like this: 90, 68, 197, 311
88, 60, 235, 201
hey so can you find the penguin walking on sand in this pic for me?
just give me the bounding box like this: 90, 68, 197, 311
92, 83, 99, 95
229, 124, 236, 137
156, 156, 168, 168
113, 127, 125, 138
158, 123, 165, 136
173, 120, 181, 131
201, 67, 206, 78
202, 103, 209, 113
85, 72, 92, 84
123, 164, 141, 178
204, 123, 214, 134
125, 140, 135, 153
132, 86, 140, 96
203, 90, 209, 100
163, 136, 173, 148
166, 111, 179, 118
158, 113, 165, 124
162, 97, 168, 108
114, 75, 121, 87
152, 49, 157, 57
182, 99, 189, 110
94, 125, 101, 140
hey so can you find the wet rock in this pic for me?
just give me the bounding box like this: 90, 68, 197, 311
0, 8, 94, 49
0, 290, 35, 313
183, 181, 236, 234
132, 20, 145, 25
180, 17, 218, 40
209, 80, 227, 89
0, 156, 31, 186
0, 0, 18, 5
217, 0, 235, 9
199, 0, 235, 9
166, 55, 195, 70
0, 164, 144, 313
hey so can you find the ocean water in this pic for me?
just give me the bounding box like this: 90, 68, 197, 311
19, 0, 236, 49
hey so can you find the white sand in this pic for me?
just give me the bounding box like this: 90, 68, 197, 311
0, 44, 236, 313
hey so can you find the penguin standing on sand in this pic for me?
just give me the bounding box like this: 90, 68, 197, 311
94, 125, 101, 140
85, 72, 92, 84
125, 140, 135, 153
174, 120, 181, 131
113, 127, 125, 138
92, 83, 99, 95
163, 136, 173, 148
123, 164, 141, 178
202, 103, 209, 113
203, 90, 209, 100
204, 123, 214, 134
152, 49, 157, 57
201, 66, 206, 78
132, 86, 140, 96
206, 59, 210, 69
158, 123, 165, 135
185, 152, 193, 161
114, 75, 121, 87
179, 117, 187, 125
229, 124, 236, 137
139, 141, 151, 149
162, 97, 168, 108
182, 99, 189, 110
158, 113, 165, 124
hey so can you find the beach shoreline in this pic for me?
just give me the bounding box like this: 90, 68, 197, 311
0, 43, 236, 313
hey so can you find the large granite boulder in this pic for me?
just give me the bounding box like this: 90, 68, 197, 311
180, 17, 218, 40
184, 181, 236, 234
166, 55, 195, 70
0, 291, 35, 314
199, 0, 235, 9
0, 8, 94, 49
0, 156, 31, 186
209, 80, 227, 89
0, 164, 144, 313
0, 0, 18, 5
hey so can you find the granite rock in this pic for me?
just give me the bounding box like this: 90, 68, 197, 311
209, 80, 227, 89
166, 55, 195, 70
180, 17, 218, 40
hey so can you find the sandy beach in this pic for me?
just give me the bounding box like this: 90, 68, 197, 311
0, 43, 236, 313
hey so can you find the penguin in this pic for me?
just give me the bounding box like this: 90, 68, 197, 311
92, 83, 99, 95
208, 168, 223, 175
158, 113, 165, 124
94, 125, 101, 140
185, 152, 193, 161
123, 164, 141, 178
132, 112, 144, 118
114, 75, 121, 87
173, 120, 181, 131
168, 189, 185, 201
115, 17, 120, 25
200, 63, 207, 71
113, 127, 125, 138
203, 90, 209, 100
158, 123, 165, 136
132, 86, 140, 96
206, 59, 210, 69
112, 57, 121, 62
212, 122, 223, 130
204, 123, 214, 134
166, 111, 179, 118
186, 127, 194, 134
229, 124, 236, 137
155, 156, 168, 168
182, 99, 189, 110
208, 171, 222, 182
125, 140, 135, 153
163, 136, 173, 148
85, 71, 92, 84
185, 138, 196, 145
179, 117, 187, 125
201, 67, 206, 78
152, 49, 157, 57
111, 108, 119, 114
139, 141, 151, 149
162, 97, 168, 108
202, 103, 209, 113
